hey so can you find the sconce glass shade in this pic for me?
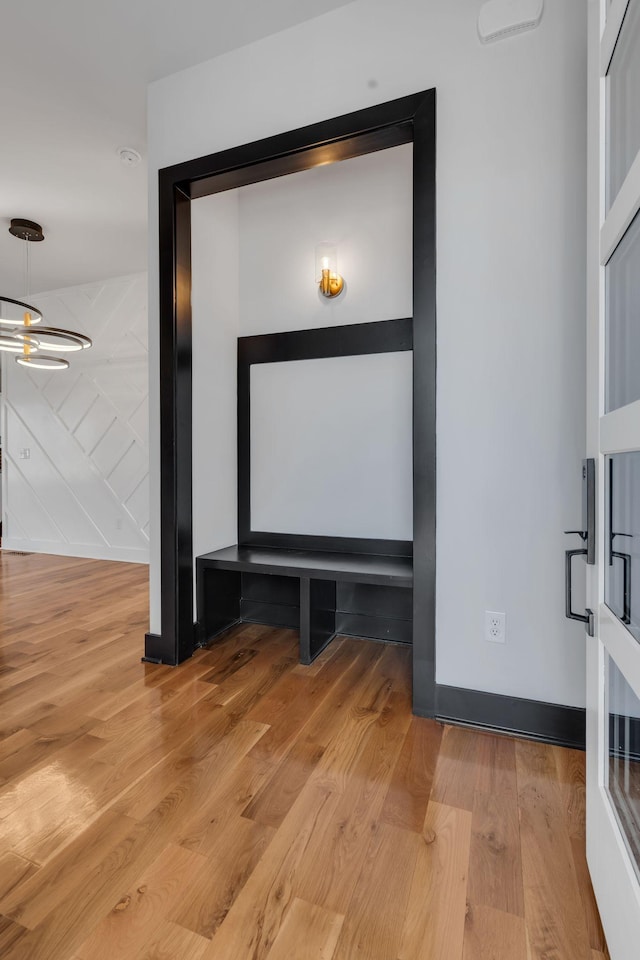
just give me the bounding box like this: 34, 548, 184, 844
315, 242, 338, 283
0, 296, 42, 326
315, 242, 344, 298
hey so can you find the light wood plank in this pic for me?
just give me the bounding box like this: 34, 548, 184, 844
467, 790, 524, 917
570, 837, 607, 953
430, 726, 489, 812
380, 716, 442, 832
398, 801, 472, 960
294, 689, 411, 913
264, 898, 343, 960
171, 816, 275, 939
516, 740, 593, 960
474, 733, 518, 801
202, 784, 342, 960
553, 746, 586, 840
0, 808, 139, 929
0, 854, 37, 903
241, 734, 325, 828
463, 904, 527, 960
331, 823, 419, 960
74, 843, 208, 960
130, 921, 210, 960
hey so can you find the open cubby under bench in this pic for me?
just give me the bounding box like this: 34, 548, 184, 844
196, 545, 413, 665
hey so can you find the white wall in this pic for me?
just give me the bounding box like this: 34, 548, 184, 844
238, 145, 413, 334
192, 146, 414, 561
148, 0, 588, 708
250, 351, 413, 540
191, 193, 239, 568
3, 272, 149, 562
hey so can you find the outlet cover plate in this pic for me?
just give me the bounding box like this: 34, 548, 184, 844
485, 610, 506, 644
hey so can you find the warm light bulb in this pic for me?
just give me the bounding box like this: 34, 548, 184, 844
315, 242, 343, 297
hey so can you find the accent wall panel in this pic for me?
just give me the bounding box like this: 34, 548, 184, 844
2, 272, 149, 562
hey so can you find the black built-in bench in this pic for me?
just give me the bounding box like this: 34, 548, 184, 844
196, 545, 413, 664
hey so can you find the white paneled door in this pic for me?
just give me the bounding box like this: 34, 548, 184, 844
586, 1, 640, 956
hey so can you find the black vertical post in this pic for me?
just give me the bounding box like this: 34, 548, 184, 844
145, 176, 195, 665
300, 578, 337, 665
412, 91, 437, 716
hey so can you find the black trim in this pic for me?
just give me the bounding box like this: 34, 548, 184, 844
162, 92, 424, 197
336, 613, 412, 645
336, 581, 412, 644
196, 568, 241, 647
240, 598, 300, 630
238, 316, 413, 364
142, 633, 163, 665
411, 92, 437, 717
300, 577, 337, 665
237, 317, 413, 554
156, 177, 194, 665
240, 532, 412, 558
152, 89, 437, 716
433, 684, 586, 750
609, 712, 640, 763
242, 571, 300, 605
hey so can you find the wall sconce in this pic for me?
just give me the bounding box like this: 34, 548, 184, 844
315, 242, 344, 298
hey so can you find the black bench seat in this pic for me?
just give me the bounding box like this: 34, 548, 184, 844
196, 544, 413, 665
197, 545, 413, 587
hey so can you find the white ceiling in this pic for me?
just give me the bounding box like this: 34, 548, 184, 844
0, 0, 354, 296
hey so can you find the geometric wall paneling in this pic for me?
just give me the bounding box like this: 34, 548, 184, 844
128, 396, 149, 446
74, 395, 118, 455
3, 272, 149, 562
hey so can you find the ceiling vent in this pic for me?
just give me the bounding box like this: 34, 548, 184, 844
478, 0, 544, 43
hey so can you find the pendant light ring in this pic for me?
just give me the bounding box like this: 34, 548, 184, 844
20, 327, 92, 352
3, 219, 92, 370
0, 296, 43, 326
15, 354, 70, 370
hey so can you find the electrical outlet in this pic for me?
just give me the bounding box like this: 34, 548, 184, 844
115, 518, 123, 530
19, 448, 30, 460
485, 610, 506, 644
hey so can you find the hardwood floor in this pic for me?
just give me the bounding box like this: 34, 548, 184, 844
0, 552, 607, 959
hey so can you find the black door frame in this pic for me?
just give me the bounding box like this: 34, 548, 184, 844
145, 88, 437, 717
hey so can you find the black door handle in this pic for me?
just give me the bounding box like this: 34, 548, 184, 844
565, 548, 594, 636
611, 550, 631, 624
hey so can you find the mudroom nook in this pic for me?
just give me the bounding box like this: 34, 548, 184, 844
146, 91, 437, 715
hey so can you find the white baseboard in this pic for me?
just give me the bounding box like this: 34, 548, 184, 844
1, 538, 149, 565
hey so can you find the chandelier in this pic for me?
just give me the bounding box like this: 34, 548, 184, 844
0, 219, 92, 370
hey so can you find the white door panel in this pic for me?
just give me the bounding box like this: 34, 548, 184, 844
587, 0, 640, 953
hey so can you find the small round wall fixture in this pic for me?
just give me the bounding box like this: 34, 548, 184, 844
118, 147, 142, 167
1, 219, 92, 371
